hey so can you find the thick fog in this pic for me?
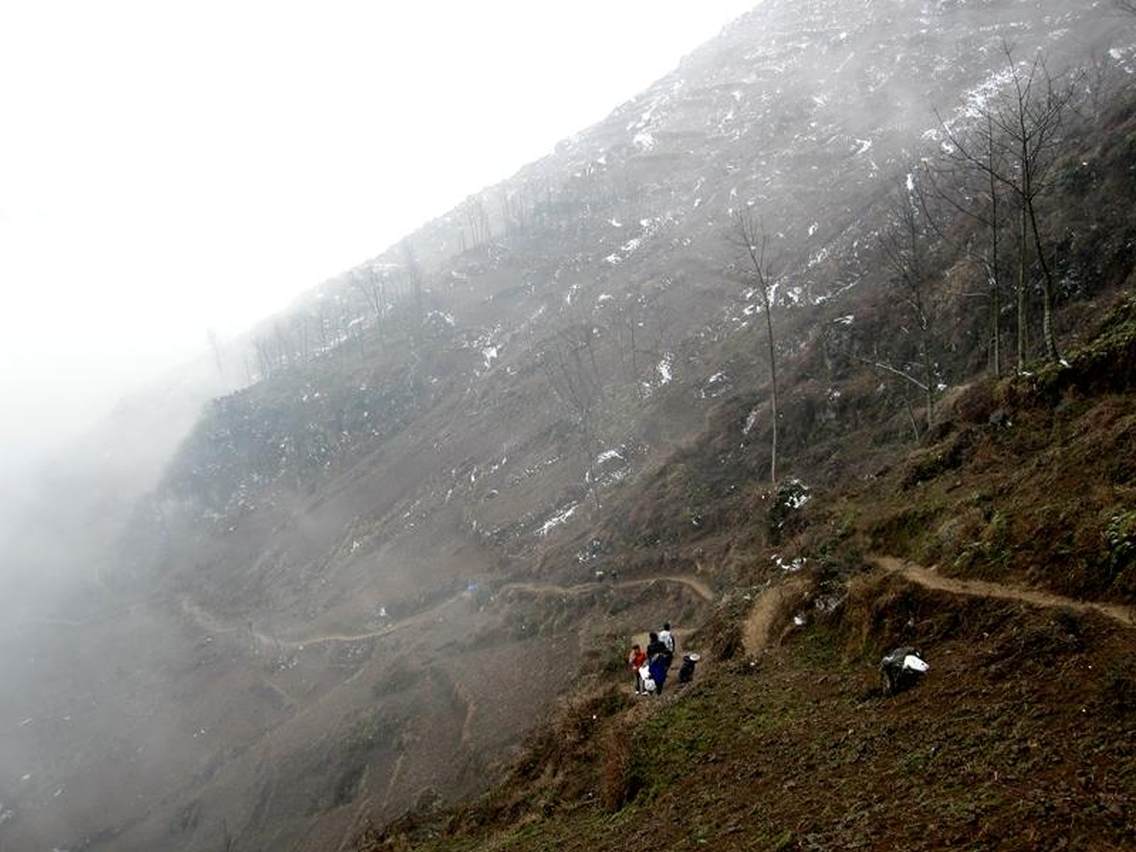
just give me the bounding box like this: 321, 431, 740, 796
0, 3, 755, 848
0, 0, 758, 635
0, 0, 755, 477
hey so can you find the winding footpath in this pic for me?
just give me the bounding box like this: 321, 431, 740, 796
872, 556, 1134, 628
180, 573, 715, 651
498, 574, 714, 603
743, 555, 1133, 656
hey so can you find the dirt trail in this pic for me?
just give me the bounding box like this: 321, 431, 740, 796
742, 576, 812, 655
874, 556, 1134, 627
180, 596, 452, 651
500, 574, 715, 603
180, 574, 715, 652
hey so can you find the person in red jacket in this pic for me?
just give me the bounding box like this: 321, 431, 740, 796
628, 643, 648, 694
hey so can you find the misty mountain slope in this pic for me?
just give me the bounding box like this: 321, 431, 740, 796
2, 1, 1134, 850
139, 0, 1126, 592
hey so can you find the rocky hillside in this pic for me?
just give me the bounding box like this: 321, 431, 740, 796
2, 1, 1134, 850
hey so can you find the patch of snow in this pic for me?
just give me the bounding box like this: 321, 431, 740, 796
657, 353, 674, 384
772, 554, 807, 573
959, 66, 1017, 122
633, 131, 656, 151
609, 218, 622, 228
834, 314, 854, 325
539, 502, 579, 537
428, 311, 455, 327
701, 371, 731, 399
808, 246, 831, 268
481, 345, 499, 369
808, 221, 819, 237
785, 480, 811, 509
595, 449, 624, 465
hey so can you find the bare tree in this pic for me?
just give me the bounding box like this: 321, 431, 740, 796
879, 188, 939, 433
352, 267, 385, 325
940, 44, 1078, 365
273, 321, 295, 369
925, 115, 1009, 376
1081, 46, 1125, 123
538, 322, 606, 507
1117, 0, 1136, 14
401, 240, 425, 335
290, 313, 311, 362
252, 335, 272, 380
314, 292, 331, 351
498, 185, 530, 236
731, 209, 780, 483
206, 328, 224, 377
463, 195, 492, 248
611, 289, 644, 392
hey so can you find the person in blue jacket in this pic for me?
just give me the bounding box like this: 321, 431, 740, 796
646, 632, 669, 696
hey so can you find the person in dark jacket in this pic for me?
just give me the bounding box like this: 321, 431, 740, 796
646, 631, 669, 696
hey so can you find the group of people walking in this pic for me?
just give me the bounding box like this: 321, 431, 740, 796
627, 622, 676, 696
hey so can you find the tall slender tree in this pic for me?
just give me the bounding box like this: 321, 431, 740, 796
731, 209, 780, 484
879, 188, 939, 433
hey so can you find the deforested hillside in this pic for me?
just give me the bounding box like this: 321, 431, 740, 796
3, 1, 1135, 851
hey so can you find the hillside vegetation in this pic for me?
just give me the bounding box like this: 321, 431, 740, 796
356, 283, 1136, 850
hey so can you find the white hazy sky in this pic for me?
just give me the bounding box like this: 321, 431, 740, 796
0, 0, 756, 467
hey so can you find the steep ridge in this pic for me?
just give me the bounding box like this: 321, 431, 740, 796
1, 1, 1133, 850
